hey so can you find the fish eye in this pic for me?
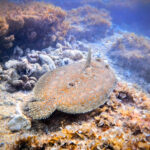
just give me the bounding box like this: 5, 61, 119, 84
68, 82, 75, 87
30, 98, 38, 102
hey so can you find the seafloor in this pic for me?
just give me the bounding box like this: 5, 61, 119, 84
0, 81, 149, 149
0, 0, 150, 149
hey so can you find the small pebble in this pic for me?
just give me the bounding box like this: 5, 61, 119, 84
0, 142, 4, 147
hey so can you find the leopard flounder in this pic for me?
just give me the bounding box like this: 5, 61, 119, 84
23, 49, 117, 119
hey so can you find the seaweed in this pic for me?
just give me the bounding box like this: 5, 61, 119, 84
67, 5, 112, 41
0, 1, 69, 56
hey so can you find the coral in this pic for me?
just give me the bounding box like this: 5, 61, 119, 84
67, 5, 112, 41
62, 50, 83, 61
23, 59, 116, 119
109, 32, 150, 82
0, 1, 69, 56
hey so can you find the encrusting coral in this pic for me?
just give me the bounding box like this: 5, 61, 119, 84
23, 51, 116, 119
0, 0, 69, 56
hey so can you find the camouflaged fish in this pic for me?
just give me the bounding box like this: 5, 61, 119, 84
23, 49, 117, 119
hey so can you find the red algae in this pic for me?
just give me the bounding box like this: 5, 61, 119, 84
0, 1, 69, 53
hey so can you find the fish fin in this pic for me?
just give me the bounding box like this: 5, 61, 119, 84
23, 98, 57, 120
83, 48, 91, 70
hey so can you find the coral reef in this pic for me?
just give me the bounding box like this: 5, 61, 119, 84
67, 5, 112, 41
108, 32, 150, 83
23, 59, 116, 119
0, 1, 69, 56
0, 40, 87, 92
4, 82, 150, 150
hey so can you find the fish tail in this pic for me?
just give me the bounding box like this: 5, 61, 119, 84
23, 98, 57, 120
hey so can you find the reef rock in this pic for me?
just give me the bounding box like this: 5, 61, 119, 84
63, 50, 83, 61
7, 114, 31, 132
39, 54, 56, 71
4, 60, 21, 70
13, 46, 24, 58
27, 52, 39, 64
0, 65, 3, 74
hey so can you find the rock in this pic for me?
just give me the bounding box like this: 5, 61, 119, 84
51, 48, 62, 56
55, 58, 73, 67
39, 54, 56, 71
5, 83, 17, 93
7, 114, 31, 132
42, 46, 54, 54
13, 46, 24, 57
21, 75, 29, 82
64, 41, 72, 48
23, 81, 34, 90
41, 64, 50, 74
29, 76, 37, 82
0, 65, 3, 74
54, 59, 64, 67
62, 58, 73, 66
67, 35, 76, 43
146, 135, 150, 142
9, 68, 20, 80
10, 80, 24, 88
4, 60, 20, 69
30, 63, 49, 78
25, 48, 31, 55
0, 143, 4, 147
27, 52, 39, 63
28, 80, 36, 87
3, 101, 14, 106
20, 56, 29, 64
0, 74, 10, 81
77, 41, 90, 51
27, 63, 41, 78
63, 50, 83, 61
56, 43, 63, 49
50, 55, 60, 61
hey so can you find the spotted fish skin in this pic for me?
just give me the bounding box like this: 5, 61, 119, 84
23, 60, 117, 119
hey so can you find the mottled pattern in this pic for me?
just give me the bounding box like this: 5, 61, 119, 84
24, 60, 117, 119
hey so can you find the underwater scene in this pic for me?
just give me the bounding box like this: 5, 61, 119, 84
0, 0, 150, 149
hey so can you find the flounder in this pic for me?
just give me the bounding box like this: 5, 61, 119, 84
23, 50, 117, 119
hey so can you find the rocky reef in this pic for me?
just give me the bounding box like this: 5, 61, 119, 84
67, 5, 112, 41
0, 1, 69, 57
108, 32, 150, 83
0, 41, 85, 92
0, 82, 149, 150
0, 1, 149, 150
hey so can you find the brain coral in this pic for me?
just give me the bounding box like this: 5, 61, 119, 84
23, 54, 117, 119
0, 1, 69, 55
